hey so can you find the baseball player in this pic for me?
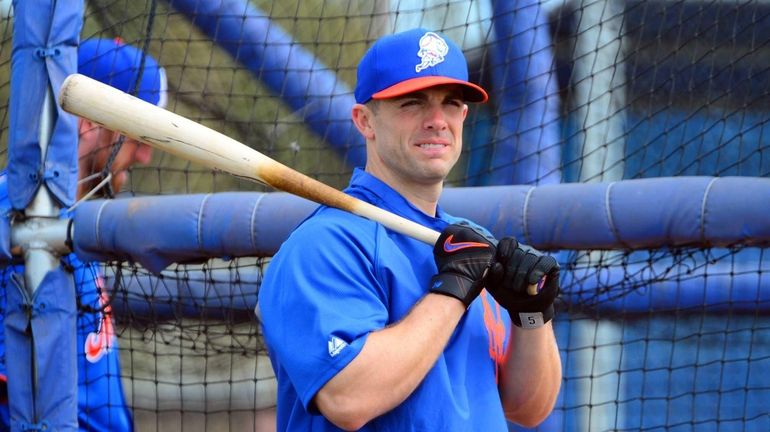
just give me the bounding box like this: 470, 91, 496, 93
0, 38, 166, 431
258, 28, 562, 431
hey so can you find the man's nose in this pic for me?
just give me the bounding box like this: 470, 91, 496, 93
423, 105, 448, 130
129, 140, 153, 165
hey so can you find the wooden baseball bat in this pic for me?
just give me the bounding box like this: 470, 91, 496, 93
59, 73, 538, 296
59, 73, 439, 244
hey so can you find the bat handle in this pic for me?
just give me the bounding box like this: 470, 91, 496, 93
483, 271, 540, 297
354, 200, 441, 245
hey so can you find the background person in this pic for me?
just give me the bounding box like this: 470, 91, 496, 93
0, 37, 165, 431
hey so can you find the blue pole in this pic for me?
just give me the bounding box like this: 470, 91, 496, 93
167, 0, 366, 168
486, 0, 562, 186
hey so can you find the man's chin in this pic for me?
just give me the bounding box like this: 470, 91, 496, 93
418, 165, 452, 184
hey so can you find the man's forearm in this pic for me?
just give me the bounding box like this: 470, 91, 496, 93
499, 322, 562, 428
314, 293, 465, 431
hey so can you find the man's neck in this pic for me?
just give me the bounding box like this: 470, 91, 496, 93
364, 168, 443, 216
400, 186, 442, 216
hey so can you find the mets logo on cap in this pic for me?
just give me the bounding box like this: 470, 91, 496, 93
415, 32, 449, 73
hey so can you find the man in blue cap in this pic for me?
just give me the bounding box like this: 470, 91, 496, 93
0, 38, 167, 431
75, 37, 166, 198
259, 28, 562, 431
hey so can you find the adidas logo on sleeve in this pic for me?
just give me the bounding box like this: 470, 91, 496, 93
328, 335, 348, 357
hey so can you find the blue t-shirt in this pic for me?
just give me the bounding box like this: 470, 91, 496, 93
258, 169, 512, 431
0, 172, 132, 431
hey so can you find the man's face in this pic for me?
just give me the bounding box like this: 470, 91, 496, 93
360, 85, 468, 191
77, 120, 153, 198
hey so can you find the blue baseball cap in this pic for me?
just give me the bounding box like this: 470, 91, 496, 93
78, 38, 167, 108
354, 28, 488, 104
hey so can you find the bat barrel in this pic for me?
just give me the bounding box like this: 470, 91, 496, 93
60, 73, 270, 182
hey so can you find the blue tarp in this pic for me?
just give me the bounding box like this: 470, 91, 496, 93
4, 267, 77, 431
9, 0, 80, 209
5, 0, 82, 430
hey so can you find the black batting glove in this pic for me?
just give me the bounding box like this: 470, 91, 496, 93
429, 223, 496, 308
486, 237, 560, 328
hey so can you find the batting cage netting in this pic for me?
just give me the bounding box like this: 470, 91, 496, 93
1, 0, 769, 431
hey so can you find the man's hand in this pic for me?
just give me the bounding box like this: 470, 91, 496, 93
486, 237, 560, 328
429, 223, 496, 307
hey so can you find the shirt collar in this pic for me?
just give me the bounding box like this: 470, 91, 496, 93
345, 168, 451, 230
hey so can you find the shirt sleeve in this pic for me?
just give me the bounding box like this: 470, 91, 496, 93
258, 209, 388, 410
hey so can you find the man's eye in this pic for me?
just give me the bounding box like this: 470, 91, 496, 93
400, 100, 420, 107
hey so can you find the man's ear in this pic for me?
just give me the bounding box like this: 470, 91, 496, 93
77, 118, 94, 159
78, 117, 96, 137
351, 103, 375, 140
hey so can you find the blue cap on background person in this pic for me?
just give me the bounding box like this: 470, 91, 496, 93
78, 37, 168, 108
354, 28, 488, 104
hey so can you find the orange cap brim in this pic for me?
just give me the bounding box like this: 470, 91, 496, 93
371, 76, 488, 103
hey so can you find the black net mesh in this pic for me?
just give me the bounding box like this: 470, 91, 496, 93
1, 0, 769, 430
